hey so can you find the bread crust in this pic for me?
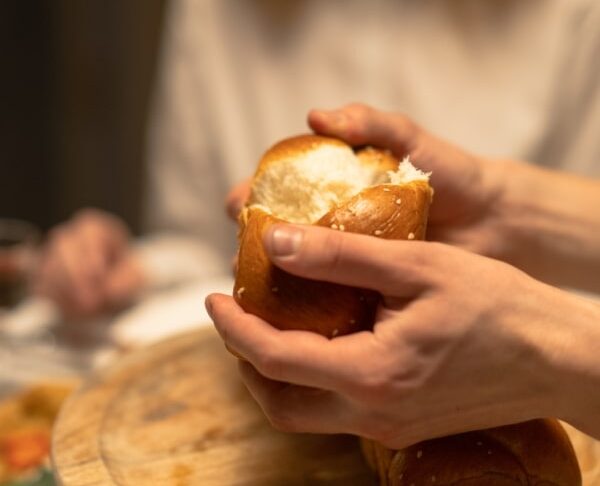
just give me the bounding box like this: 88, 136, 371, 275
234, 135, 432, 336
362, 419, 581, 486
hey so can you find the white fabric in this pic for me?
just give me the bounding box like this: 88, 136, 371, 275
139, 0, 600, 290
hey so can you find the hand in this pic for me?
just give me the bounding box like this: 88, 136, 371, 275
207, 224, 600, 447
34, 209, 144, 319
308, 103, 511, 259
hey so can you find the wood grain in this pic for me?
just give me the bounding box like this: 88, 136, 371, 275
51, 327, 375, 485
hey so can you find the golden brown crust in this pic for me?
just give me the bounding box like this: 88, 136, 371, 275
364, 420, 581, 486
234, 179, 432, 337
234, 206, 379, 336
318, 181, 432, 241
235, 134, 432, 338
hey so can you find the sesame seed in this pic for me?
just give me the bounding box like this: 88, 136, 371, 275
477, 441, 482, 446
359, 295, 365, 301
408, 232, 415, 240
417, 450, 423, 459
339, 224, 345, 231
332, 329, 339, 337
487, 450, 492, 455
432, 476, 436, 482
331, 223, 338, 230
374, 230, 383, 236
395, 198, 402, 205
383, 187, 391, 192
236, 287, 245, 298
271, 287, 279, 292
349, 319, 356, 324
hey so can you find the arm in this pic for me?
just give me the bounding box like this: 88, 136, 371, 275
495, 160, 600, 292
307, 104, 600, 293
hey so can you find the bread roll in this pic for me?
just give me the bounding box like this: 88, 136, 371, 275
233, 134, 581, 485
234, 134, 432, 336
362, 419, 581, 485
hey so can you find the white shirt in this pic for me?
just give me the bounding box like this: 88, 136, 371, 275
139, 0, 600, 289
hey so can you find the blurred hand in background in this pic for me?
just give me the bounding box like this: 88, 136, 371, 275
33, 209, 144, 320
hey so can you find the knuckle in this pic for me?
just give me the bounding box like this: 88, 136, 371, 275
254, 349, 285, 380
267, 409, 299, 433
345, 102, 372, 117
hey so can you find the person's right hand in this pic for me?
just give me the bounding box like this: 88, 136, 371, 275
34, 209, 144, 320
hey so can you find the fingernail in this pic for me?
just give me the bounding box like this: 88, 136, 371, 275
205, 295, 214, 318
267, 225, 304, 257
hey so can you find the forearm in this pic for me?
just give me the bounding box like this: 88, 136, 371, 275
497, 160, 600, 292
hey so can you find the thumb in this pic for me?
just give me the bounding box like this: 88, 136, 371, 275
263, 224, 428, 296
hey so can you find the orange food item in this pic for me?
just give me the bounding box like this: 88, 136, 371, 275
1, 429, 50, 471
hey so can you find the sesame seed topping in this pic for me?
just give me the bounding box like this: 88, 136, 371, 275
417, 450, 423, 459
487, 450, 492, 455
359, 295, 365, 301
395, 198, 402, 205
349, 319, 356, 324
236, 287, 245, 298
331, 223, 338, 230
374, 230, 383, 236
332, 329, 339, 337
477, 441, 482, 446
408, 232, 415, 240
383, 187, 391, 192
339, 224, 345, 231
432, 476, 436, 482
271, 287, 279, 292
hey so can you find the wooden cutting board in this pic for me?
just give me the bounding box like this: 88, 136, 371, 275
51, 326, 376, 485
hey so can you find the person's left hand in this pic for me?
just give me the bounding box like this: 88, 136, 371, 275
206, 223, 590, 448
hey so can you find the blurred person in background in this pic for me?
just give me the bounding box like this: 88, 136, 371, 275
35, 0, 600, 320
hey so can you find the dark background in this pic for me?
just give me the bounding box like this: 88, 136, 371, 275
0, 1, 166, 234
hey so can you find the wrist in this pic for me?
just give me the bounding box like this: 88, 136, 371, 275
551, 294, 600, 439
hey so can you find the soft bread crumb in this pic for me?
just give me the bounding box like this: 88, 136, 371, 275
388, 156, 431, 184
250, 147, 430, 224
251, 144, 384, 224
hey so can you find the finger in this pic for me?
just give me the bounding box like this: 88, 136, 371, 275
238, 361, 352, 435
207, 293, 382, 394
73, 208, 129, 264
52, 230, 104, 315
308, 103, 420, 157
76, 221, 114, 282
263, 224, 431, 296
104, 255, 144, 308
226, 179, 252, 220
